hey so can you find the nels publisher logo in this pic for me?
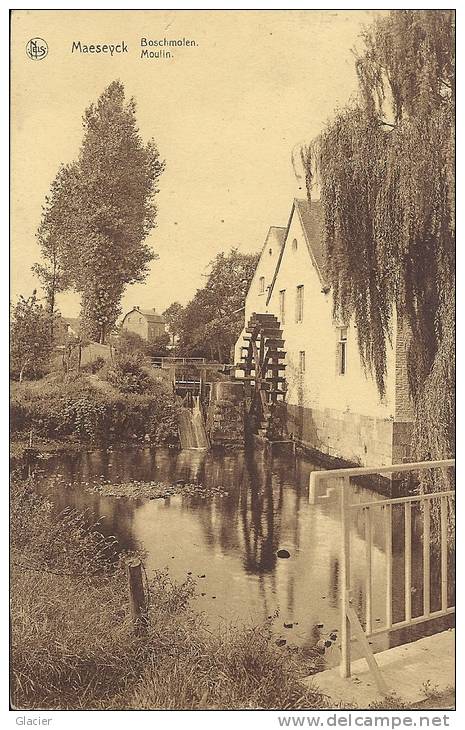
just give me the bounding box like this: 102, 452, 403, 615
26, 38, 48, 60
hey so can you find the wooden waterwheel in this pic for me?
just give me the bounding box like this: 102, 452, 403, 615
236, 313, 287, 439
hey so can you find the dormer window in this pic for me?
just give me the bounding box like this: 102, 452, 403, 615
259, 276, 265, 294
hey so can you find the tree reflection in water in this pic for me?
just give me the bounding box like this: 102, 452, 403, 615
31, 445, 454, 658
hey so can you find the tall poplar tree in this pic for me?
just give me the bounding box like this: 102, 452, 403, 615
35, 81, 164, 343
303, 10, 455, 471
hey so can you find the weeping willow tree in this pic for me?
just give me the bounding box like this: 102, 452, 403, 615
303, 10, 454, 485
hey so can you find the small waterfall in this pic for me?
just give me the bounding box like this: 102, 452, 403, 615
178, 396, 209, 449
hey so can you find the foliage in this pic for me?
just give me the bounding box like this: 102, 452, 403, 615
146, 332, 171, 357
32, 166, 74, 332
35, 81, 164, 343
116, 329, 148, 358
303, 10, 455, 465
10, 375, 179, 445
10, 293, 54, 381
162, 301, 184, 345
116, 328, 170, 359
79, 356, 107, 374
102, 354, 153, 394
176, 249, 259, 360
11, 477, 325, 710
125, 619, 325, 711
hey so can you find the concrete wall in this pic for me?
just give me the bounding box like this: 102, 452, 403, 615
80, 342, 113, 366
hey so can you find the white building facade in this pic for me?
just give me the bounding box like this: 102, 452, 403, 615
235, 198, 413, 467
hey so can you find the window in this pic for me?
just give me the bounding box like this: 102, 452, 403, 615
292, 238, 298, 252
296, 285, 304, 323
299, 351, 306, 374
279, 289, 286, 325
259, 276, 265, 294
338, 327, 348, 375
269, 248, 273, 256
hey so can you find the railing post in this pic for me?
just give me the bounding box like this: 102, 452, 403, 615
404, 501, 412, 623
440, 496, 448, 612
364, 507, 373, 635
423, 499, 431, 617
340, 475, 351, 678
384, 504, 393, 629
309, 471, 318, 505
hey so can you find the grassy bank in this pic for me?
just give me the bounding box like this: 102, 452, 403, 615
10, 475, 326, 710
10, 360, 180, 449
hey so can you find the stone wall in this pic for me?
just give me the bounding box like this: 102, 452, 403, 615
286, 403, 395, 467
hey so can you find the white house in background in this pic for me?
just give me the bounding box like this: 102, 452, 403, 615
235, 198, 413, 467
121, 306, 166, 343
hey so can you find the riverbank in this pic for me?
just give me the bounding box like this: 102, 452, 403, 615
10, 366, 180, 450
10, 474, 326, 710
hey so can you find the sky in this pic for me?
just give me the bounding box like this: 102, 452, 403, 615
11, 9, 382, 318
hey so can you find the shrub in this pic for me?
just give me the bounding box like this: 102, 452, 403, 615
10, 376, 180, 445
80, 356, 107, 374
116, 330, 149, 358
100, 354, 153, 394
145, 332, 171, 358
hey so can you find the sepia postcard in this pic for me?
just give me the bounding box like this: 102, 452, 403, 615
9, 7, 455, 721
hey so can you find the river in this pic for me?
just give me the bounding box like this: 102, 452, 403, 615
31, 445, 453, 666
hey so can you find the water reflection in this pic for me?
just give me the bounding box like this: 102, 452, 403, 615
33, 445, 453, 665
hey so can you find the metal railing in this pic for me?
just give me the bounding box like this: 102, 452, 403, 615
150, 357, 207, 368
309, 459, 455, 695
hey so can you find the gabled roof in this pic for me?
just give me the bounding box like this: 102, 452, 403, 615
139, 309, 165, 323
266, 198, 327, 304
256, 226, 287, 260
244, 225, 287, 301
123, 307, 165, 324
267, 226, 287, 249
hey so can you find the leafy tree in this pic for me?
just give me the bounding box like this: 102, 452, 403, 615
10, 293, 53, 381
303, 10, 454, 470
162, 302, 184, 347
32, 166, 74, 337
116, 330, 149, 358
116, 329, 170, 359
176, 289, 216, 359
176, 249, 259, 361
146, 332, 171, 358
35, 81, 164, 344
